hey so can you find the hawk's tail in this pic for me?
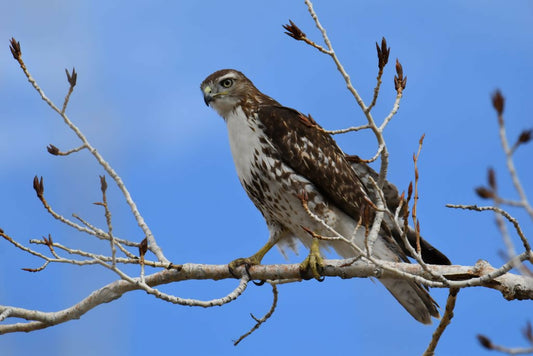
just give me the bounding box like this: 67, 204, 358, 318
330, 239, 441, 324
379, 278, 439, 324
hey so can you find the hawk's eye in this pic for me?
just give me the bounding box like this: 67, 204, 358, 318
220, 78, 233, 88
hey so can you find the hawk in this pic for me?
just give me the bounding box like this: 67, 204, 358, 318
201, 69, 450, 324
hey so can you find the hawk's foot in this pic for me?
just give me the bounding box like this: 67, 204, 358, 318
228, 239, 277, 279
228, 255, 262, 278
299, 238, 325, 281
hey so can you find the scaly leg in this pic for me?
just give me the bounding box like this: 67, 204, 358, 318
228, 238, 277, 277
299, 238, 324, 281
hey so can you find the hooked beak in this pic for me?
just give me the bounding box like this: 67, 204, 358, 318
203, 93, 212, 106
203, 86, 214, 106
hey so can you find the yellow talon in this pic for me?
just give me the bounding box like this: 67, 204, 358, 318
228, 239, 277, 278
299, 238, 324, 281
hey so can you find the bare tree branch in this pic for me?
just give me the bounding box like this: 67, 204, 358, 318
423, 288, 460, 356
2, 4, 531, 353
478, 320, 533, 355
9, 37, 167, 264
1, 258, 531, 335
492, 91, 533, 219
234, 282, 279, 346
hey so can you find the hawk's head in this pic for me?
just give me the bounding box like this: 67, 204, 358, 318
201, 69, 278, 118
201, 69, 253, 118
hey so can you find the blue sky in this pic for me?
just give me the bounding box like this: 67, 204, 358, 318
1, 1, 532, 355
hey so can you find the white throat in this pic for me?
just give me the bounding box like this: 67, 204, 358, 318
225, 106, 264, 182
210, 96, 240, 119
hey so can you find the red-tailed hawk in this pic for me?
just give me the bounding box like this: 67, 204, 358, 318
201, 69, 450, 324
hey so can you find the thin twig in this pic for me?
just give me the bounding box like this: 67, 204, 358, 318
234, 283, 279, 346
35, 182, 137, 248
477, 320, 533, 355
446, 204, 530, 252
484, 345, 533, 355
300, 37, 332, 55
304, 0, 366, 112
412, 134, 425, 255
0, 229, 51, 262
302, 0, 391, 186
29, 239, 169, 268
322, 124, 369, 135
494, 199, 525, 273
72, 213, 138, 257
497, 198, 527, 208
494, 93, 533, 219
423, 288, 460, 356
98, 176, 117, 267
362, 144, 384, 164
364, 176, 386, 256
11, 46, 167, 263
367, 68, 384, 113
367, 37, 390, 113
47, 143, 88, 156
379, 90, 403, 131
61, 67, 77, 114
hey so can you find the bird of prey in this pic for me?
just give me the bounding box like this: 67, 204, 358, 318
201, 69, 450, 324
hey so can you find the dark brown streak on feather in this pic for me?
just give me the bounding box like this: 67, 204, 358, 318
216, 69, 450, 266
257, 105, 371, 223
257, 105, 450, 266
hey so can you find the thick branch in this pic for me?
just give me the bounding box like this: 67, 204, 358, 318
1, 258, 531, 334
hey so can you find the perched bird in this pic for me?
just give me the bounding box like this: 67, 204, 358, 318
201, 69, 450, 324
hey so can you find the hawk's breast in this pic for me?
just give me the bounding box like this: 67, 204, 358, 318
225, 106, 275, 189
225, 106, 352, 246
224, 105, 399, 262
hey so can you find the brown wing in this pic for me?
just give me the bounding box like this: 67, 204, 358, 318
258, 105, 450, 265
258, 105, 371, 224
